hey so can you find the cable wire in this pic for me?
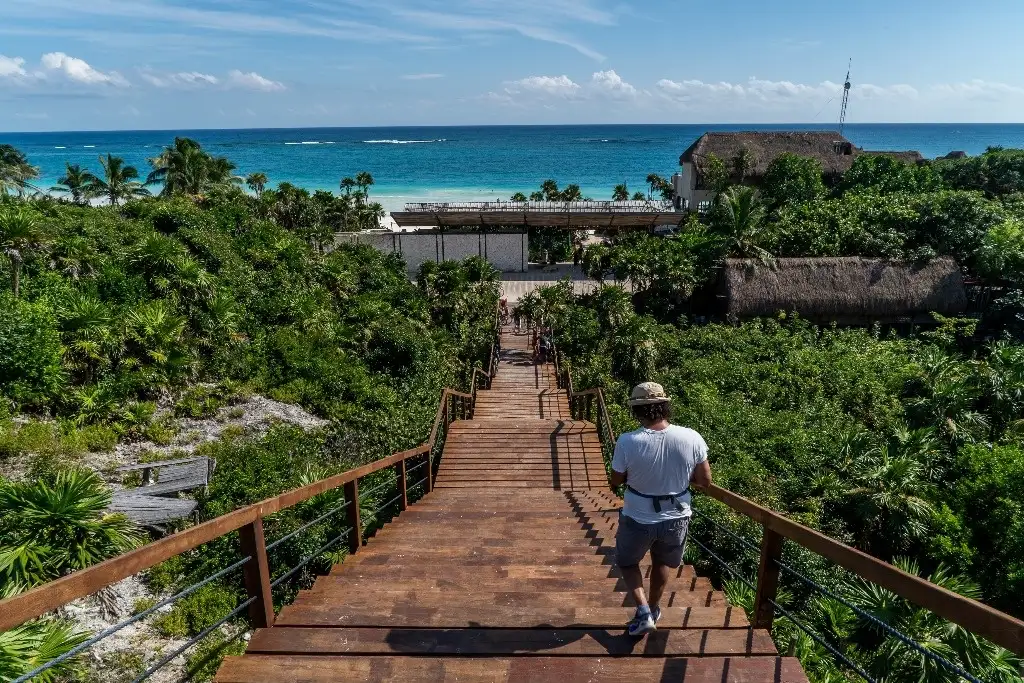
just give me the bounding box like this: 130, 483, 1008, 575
12, 556, 250, 683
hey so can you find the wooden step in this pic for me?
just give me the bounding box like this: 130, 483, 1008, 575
293, 590, 725, 609
243, 627, 776, 657
307, 574, 711, 594
274, 604, 747, 628
217, 655, 809, 683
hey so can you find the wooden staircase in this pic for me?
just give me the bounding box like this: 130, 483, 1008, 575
216, 328, 809, 682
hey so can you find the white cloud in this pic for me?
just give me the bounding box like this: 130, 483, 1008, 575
591, 69, 635, 97
40, 51, 128, 86
0, 55, 27, 79
507, 75, 580, 97
141, 70, 219, 88
931, 79, 1024, 99
227, 70, 285, 92
402, 73, 444, 80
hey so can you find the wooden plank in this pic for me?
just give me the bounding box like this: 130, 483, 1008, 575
273, 604, 744, 628
216, 655, 809, 683
108, 493, 197, 525
245, 627, 777, 656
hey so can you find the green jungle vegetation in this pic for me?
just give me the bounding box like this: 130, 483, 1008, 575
511, 148, 1024, 682
0, 139, 500, 681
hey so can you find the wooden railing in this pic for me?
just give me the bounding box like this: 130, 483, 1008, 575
553, 355, 1024, 658
0, 387, 473, 636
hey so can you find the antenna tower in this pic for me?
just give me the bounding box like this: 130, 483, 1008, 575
839, 59, 852, 135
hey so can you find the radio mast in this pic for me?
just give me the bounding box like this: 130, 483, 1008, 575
839, 59, 852, 135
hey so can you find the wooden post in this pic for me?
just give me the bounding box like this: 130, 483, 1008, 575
753, 528, 784, 630
397, 460, 408, 511
344, 479, 362, 554
238, 519, 274, 629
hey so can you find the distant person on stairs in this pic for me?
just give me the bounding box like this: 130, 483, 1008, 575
610, 382, 712, 637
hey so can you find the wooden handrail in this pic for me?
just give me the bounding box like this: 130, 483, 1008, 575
0, 381, 472, 633
704, 484, 1024, 655
565, 376, 1024, 656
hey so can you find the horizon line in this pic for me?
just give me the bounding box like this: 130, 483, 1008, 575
4, 122, 1024, 136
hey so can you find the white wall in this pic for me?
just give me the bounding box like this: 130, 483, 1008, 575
333, 231, 527, 273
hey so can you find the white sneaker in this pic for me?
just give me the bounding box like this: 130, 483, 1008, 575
627, 609, 656, 637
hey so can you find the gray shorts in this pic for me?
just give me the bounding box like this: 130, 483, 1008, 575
615, 513, 690, 568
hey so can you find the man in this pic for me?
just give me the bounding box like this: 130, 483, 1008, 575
610, 382, 712, 637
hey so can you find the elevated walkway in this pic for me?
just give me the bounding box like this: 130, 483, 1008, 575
216, 328, 808, 682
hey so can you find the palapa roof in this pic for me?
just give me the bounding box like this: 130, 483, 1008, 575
680, 131, 924, 178
720, 257, 967, 322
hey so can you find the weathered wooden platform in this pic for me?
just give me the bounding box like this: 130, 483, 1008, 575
216, 328, 808, 682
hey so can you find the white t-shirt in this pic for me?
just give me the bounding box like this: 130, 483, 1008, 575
611, 424, 708, 524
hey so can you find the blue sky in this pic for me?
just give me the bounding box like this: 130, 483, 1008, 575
1, 0, 1023, 131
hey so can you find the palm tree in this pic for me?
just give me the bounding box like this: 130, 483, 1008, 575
339, 176, 356, 197
148, 137, 238, 196
714, 186, 770, 258
355, 171, 374, 199
0, 583, 87, 683
842, 444, 935, 555
246, 172, 268, 197
88, 154, 150, 206
510, 192, 528, 202
612, 183, 629, 201
50, 163, 96, 204
0, 144, 40, 197
560, 184, 583, 201
631, 191, 646, 200
0, 206, 48, 298
845, 559, 1022, 682
0, 469, 142, 585
540, 179, 560, 201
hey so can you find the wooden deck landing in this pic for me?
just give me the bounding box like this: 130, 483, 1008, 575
216, 328, 809, 682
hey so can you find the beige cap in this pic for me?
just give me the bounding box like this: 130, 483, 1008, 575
628, 382, 670, 406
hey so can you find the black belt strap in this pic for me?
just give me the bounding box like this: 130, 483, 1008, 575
626, 485, 689, 513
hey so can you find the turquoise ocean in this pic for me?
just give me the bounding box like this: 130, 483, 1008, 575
5, 124, 1024, 212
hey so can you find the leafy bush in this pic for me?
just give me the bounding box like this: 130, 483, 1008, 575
0, 294, 64, 408
152, 584, 238, 638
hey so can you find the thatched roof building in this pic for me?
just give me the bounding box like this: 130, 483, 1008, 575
719, 257, 967, 323
679, 131, 924, 180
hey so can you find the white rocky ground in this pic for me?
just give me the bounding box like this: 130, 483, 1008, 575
82, 394, 330, 475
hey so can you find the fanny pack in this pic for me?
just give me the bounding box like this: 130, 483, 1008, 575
626, 485, 690, 513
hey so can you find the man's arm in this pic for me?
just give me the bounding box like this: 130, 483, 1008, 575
609, 469, 626, 488
690, 460, 712, 491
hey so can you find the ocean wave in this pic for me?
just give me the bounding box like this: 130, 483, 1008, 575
83, 145, 96, 148
54, 146, 66, 149
283, 140, 338, 145
363, 139, 446, 144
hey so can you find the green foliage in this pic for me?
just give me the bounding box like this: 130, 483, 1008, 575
760, 153, 825, 207
711, 186, 770, 258
0, 293, 64, 407
936, 146, 1024, 197
184, 632, 247, 683
0, 615, 87, 682
152, 584, 238, 638
978, 217, 1024, 281
839, 155, 941, 196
